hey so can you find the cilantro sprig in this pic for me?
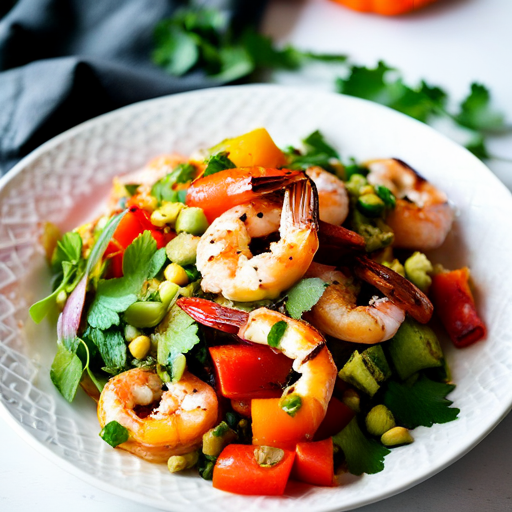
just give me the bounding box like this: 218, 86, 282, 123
152, 7, 509, 161
87, 231, 166, 330
383, 375, 460, 429
30, 232, 86, 323
152, 6, 346, 83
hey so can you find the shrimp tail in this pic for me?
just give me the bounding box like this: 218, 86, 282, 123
318, 220, 366, 252
251, 170, 308, 195
353, 255, 433, 324
282, 177, 319, 233
177, 297, 248, 333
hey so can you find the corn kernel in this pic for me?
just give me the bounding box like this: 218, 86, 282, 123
129, 335, 151, 360
381, 426, 414, 447
150, 202, 184, 227
164, 263, 189, 286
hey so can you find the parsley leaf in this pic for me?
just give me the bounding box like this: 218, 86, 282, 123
267, 320, 287, 348
455, 83, 506, 133
333, 417, 390, 475
99, 421, 129, 448
285, 278, 327, 319
151, 163, 196, 204
50, 343, 83, 403
84, 327, 127, 373
87, 232, 159, 330
203, 152, 236, 177
383, 375, 460, 429
155, 304, 200, 382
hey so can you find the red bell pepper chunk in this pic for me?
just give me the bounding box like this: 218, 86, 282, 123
209, 344, 293, 399
213, 444, 295, 495
292, 438, 334, 487
103, 206, 174, 278
313, 396, 355, 441
430, 267, 486, 348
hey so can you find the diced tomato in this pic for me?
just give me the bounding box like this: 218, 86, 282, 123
430, 267, 486, 348
209, 344, 292, 399
251, 397, 325, 450
103, 206, 174, 278
213, 444, 295, 495
313, 397, 355, 441
292, 438, 334, 487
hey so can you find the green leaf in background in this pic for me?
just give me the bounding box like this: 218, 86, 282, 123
85, 327, 127, 373
285, 278, 327, 319
333, 417, 390, 475
51, 232, 82, 272
383, 375, 460, 429
99, 420, 130, 448
455, 83, 506, 133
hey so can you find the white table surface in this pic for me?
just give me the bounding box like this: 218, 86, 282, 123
1, 0, 512, 510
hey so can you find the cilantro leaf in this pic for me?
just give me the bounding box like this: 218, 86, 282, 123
85, 327, 127, 372
267, 320, 287, 348
51, 232, 82, 272
147, 247, 168, 279
99, 420, 129, 448
303, 130, 339, 159
455, 83, 506, 133
203, 152, 236, 177
50, 343, 83, 402
87, 231, 158, 330
333, 417, 390, 475
151, 163, 196, 204
155, 304, 200, 382
285, 130, 341, 172
285, 278, 327, 319
383, 375, 460, 429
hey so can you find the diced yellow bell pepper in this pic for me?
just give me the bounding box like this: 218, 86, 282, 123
220, 128, 287, 168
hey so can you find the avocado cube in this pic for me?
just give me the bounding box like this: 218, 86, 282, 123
338, 350, 380, 397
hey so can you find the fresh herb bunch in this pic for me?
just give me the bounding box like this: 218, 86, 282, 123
152, 5, 346, 82
152, 6, 509, 159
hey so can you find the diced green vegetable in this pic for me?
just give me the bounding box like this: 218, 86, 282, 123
267, 320, 287, 348
383, 259, 405, 277
202, 421, 237, 456
165, 232, 200, 266
357, 193, 386, 218
279, 393, 302, 417
404, 251, 433, 292
387, 318, 443, 380
362, 345, 391, 383
338, 351, 380, 397
168, 452, 199, 473
175, 207, 209, 235
374, 185, 396, 209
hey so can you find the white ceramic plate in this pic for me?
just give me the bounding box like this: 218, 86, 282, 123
1, 84, 512, 512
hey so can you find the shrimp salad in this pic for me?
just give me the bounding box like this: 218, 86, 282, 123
31, 128, 486, 495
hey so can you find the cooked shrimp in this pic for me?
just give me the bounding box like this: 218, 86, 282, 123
305, 262, 405, 344
177, 297, 337, 444
306, 166, 349, 225
97, 368, 218, 463
196, 179, 319, 302
186, 166, 307, 223
366, 158, 454, 250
